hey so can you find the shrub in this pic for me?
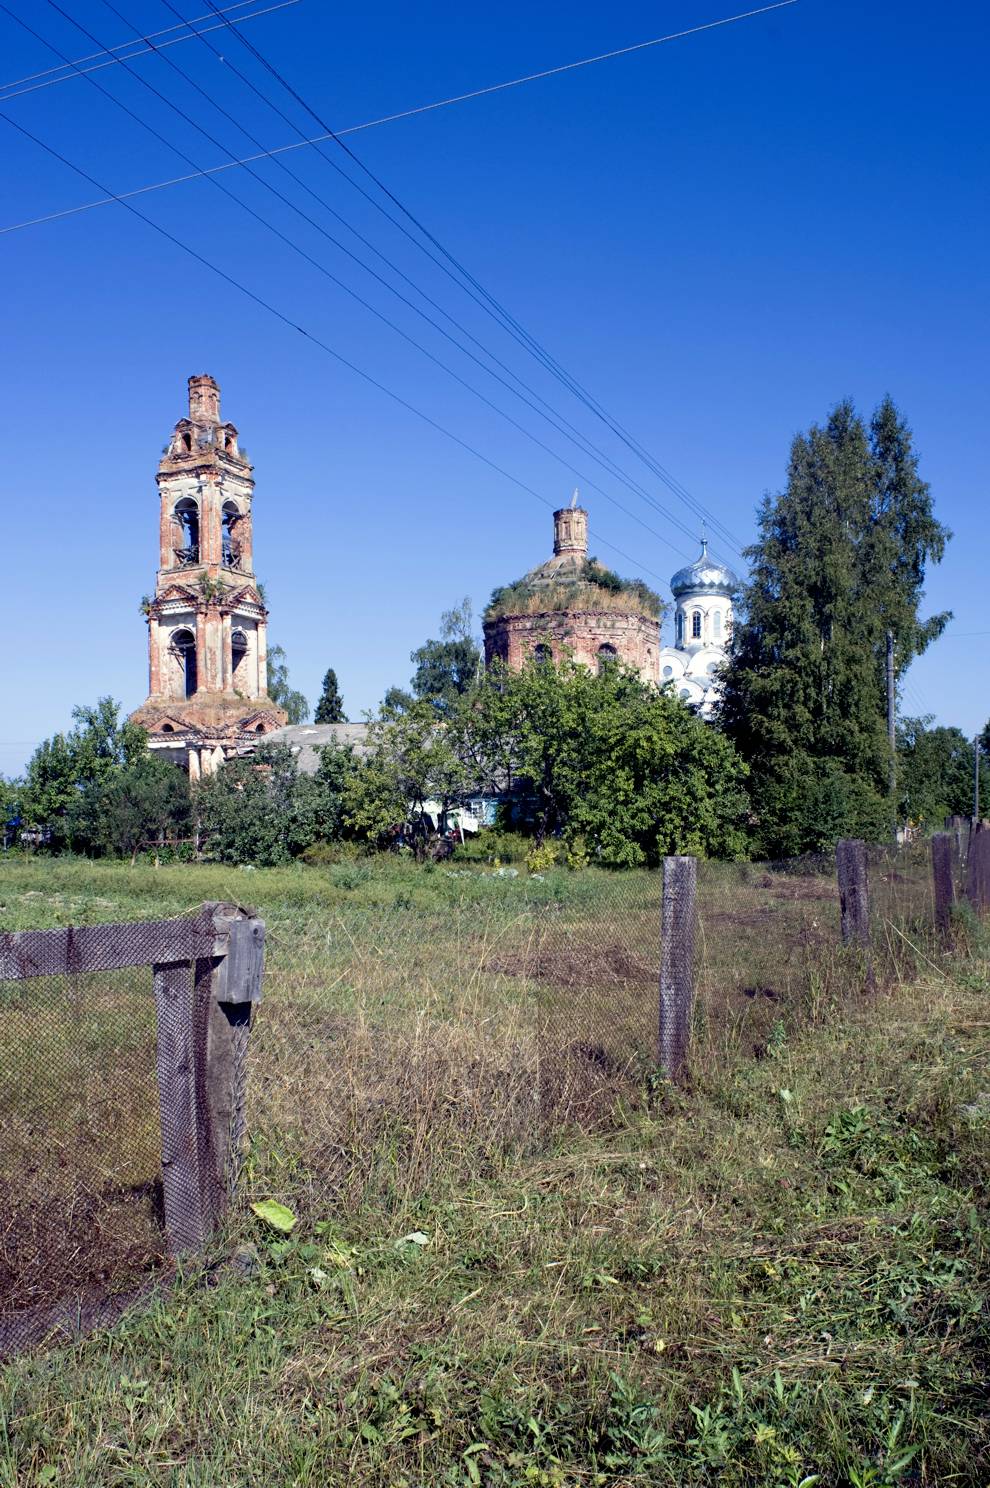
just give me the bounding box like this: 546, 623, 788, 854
525, 841, 559, 873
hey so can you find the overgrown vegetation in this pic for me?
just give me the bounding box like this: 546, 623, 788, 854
486, 559, 663, 621
0, 854, 987, 1485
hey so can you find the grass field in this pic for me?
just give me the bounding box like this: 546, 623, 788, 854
1, 852, 986, 1485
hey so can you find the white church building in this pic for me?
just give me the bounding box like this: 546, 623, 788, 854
656, 540, 740, 718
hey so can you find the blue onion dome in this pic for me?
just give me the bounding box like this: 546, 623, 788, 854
670, 539, 740, 598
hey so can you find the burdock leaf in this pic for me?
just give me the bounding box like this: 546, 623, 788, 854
250, 1199, 297, 1233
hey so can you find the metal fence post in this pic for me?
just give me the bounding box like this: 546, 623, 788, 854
658, 855, 696, 1080
965, 825, 990, 913
931, 832, 955, 937
836, 838, 870, 947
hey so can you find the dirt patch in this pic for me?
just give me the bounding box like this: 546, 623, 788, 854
0, 1176, 165, 1321
763, 877, 838, 901
486, 941, 656, 990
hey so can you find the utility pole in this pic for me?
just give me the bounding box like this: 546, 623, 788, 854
886, 631, 897, 842
975, 733, 982, 826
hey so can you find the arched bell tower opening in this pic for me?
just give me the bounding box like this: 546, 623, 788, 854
170, 627, 197, 698
131, 374, 287, 773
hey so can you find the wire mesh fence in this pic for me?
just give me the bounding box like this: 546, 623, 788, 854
0, 906, 262, 1358
0, 830, 984, 1357
0, 964, 165, 1352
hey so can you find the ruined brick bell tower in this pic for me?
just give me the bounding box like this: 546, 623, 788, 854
130, 375, 286, 776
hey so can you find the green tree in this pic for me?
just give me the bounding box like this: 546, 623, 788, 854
314, 667, 346, 724
267, 644, 310, 724
295, 739, 361, 844
719, 399, 950, 856
23, 698, 150, 848
197, 743, 311, 865
897, 716, 989, 827
71, 755, 191, 861
344, 703, 469, 848
454, 658, 750, 865
394, 599, 481, 717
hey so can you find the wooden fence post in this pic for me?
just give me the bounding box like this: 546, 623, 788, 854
197, 906, 265, 1238
836, 838, 870, 946
945, 814, 970, 871
155, 902, 265, 1257
965, 825, 990, 913
658, 855, 696, 1080
153, 958, 207, 1256
931, 832, 955, 937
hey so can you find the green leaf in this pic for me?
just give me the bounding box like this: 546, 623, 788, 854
250, 1199, 297, 1233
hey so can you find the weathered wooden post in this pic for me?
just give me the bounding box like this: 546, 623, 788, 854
965, 825, 990, 913
945, 814, 970, 874
658, 855, 696, 1080
931, 832, 955, 937
836, 838, 870, 947
154, 901, 265, 1256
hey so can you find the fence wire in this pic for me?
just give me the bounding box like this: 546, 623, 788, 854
0, 832, 977, 1356
0, 962, 166, 1355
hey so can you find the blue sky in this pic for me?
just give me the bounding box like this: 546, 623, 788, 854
1, 0, 987, 775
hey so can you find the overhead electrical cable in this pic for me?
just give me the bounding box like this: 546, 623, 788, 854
13, 0, 707, 562
154, 0, 747, 558
92, 0, 737, 560
0, 100, 672, 589
0, 0, 792, 554
0, 0, 301, 100
197, 0, 765, 552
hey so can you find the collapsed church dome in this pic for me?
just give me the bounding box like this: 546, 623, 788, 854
482, 500, 662, 684
670, 540, 740, 599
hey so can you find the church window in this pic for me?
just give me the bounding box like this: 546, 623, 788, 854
171, 628, 197, 698
713, 610, 722, 640
692, 611, 702, 640
173, 498, 199, 566
597, 643, 618, 673
662, 665, 673, 678
533, 643, 552, 666
675, 612, 683, 645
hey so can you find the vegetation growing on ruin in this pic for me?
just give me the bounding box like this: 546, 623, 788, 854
486, 558, 663, 620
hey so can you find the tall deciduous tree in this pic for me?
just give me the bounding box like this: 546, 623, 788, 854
897, 716, 990, 827
314, 667, 346, 723
719, 399, 950, 856
406, 599, 481, 716
266, 644, 310, 724
24, 698, 149, 846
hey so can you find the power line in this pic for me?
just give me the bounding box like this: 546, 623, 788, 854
0, 3, 789, 264
108, 0, 736, 562
198, 0, 759, 554
1, 0, 792, 554
0, 0, 301, 100
14, 0, 700, 564
0, 97, 672, 591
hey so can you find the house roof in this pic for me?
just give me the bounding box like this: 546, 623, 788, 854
245, 721, 372, 773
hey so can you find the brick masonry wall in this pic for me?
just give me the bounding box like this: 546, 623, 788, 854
484, 609, 660, 684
